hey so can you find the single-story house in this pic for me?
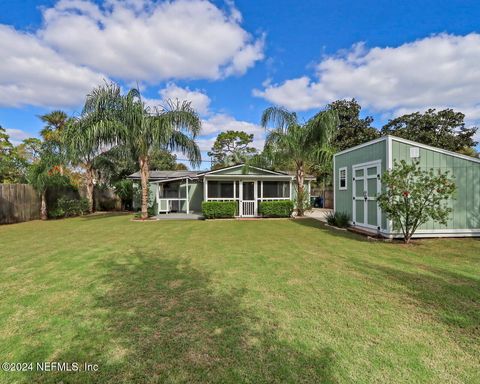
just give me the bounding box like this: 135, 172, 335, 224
334, 135, 480, 238
128, 164, 315, 217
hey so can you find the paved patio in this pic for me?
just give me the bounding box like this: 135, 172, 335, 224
154, 213, 204, 220
305, 208, 333, 223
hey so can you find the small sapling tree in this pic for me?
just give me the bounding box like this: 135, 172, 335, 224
377, 160, 456, 243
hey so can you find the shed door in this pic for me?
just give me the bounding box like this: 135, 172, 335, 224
352, 161, 381, 230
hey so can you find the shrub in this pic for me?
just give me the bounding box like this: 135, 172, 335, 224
48, 207, 65, 219
147, 201, 158, 217
202, 201, 237, 219
377, 159, 455, 243
326, 211, 350, 228
53, 197, 90, 218
99, 199, 117, 211
259, 200, 294, 217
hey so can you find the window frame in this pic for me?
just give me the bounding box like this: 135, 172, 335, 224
338, 167, 347, 190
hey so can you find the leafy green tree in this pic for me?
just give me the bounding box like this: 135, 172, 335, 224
0, 126, 28, 183
261, 106, 338, 216
377, 160, 456, 243
83, 82, 201, 219
208, 130, 257, 169
113, 179, 134, 210
16, 138, 42, 164
328, 99, 380, 151
39, 111, 71, 175
381, 108, 477, 152
27, 142, 70, 220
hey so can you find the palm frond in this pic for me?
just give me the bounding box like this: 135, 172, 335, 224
261, 106, 297, 132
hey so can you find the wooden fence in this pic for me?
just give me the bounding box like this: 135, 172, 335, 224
0, 184, 41, 224
1, 184, 122, 225
311, 187, 333, 209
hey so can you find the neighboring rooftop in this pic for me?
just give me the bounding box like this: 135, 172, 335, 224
127, 170, 201, 180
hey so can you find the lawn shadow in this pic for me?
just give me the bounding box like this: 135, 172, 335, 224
290, 218, 370, 242
23, 249, 338, 383
78, 212, 131, 221
350, 259, 480, 346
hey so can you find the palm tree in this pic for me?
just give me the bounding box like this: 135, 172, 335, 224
39, 110, 70, 175
63, 113, 102, 213
261, 106, 338, 216
27, 142, 69, 220
83, 82, 202, 219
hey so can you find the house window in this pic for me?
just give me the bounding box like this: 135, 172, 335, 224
207, 181, 234, 198
263, 181, 290, 198
339, 167, 347, 190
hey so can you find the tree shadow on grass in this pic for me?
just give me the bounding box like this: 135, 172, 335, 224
78, 212, 131, 221
350, 259, 480, 346
290, 218, 370, 243
24, 250, 338, 384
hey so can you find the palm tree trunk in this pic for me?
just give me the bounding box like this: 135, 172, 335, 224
85, 164, 94, 213
40, 190, 47, 220
139, 156, 149, 220
296, 163, 305, 217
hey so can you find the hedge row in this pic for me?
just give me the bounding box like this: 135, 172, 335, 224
259, 200, 294, 217
49, 197, 90, 219
202, 201, 237, 219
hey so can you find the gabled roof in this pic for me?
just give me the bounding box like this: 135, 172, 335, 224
127, 170, 200, 180
197, 163, 288, 176
128, 163, 316, 181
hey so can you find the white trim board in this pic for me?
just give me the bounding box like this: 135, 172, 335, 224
200, 163, 286, 176
334, 136, 388, 157
389, 136, 480, 164
334, 135, 480, 165
354, 225, 480, 238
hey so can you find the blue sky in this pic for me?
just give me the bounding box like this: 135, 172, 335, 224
1, 0, 479, 169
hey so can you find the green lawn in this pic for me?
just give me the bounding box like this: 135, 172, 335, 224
0, 214, 479, 383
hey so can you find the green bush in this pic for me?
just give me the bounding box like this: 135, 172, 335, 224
326, 211, 350, 228
99, 199, 117, 211
48, 207, 65, 219
202, 201, 237, 219
52, 197, 90, 218
259, 200, 294, 218
147, 201, 158, 217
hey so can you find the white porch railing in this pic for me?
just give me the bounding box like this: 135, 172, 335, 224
257, 197, 290, 201
158, 198, 187, 213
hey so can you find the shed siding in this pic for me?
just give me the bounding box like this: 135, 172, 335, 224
334, 140, 387, 229
392, 140, 480, 231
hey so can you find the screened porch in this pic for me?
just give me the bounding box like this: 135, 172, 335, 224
156, 179, 191, 214
204, 179, 293, 217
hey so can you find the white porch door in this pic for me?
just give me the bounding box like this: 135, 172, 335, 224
352, 161, 382, 230
240, 181, 257, 217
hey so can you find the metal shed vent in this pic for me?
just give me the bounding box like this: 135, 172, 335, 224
410, 147, 420, 158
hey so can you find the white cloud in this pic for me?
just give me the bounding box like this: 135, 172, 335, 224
4, 128, 32, 145
157, 83, 211, 115
199, 113, 265, 151
254, 33, 480, 125
0, 25, 106, 108
202, 113, 263, 136
39, 0, 264, 82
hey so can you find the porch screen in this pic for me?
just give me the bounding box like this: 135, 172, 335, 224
262, 181, 290, 198
208, 181, 234, 198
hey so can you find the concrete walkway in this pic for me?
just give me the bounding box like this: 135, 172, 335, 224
305, 208, 333, 223
154, 213, 203, 220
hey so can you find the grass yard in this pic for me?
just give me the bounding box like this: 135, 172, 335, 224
0, 214, 479, 383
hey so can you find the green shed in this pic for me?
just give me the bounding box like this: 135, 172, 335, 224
333, 135, 480, 238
